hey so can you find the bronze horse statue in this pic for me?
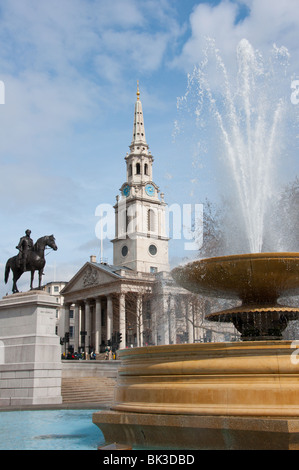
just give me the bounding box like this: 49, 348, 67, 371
4, 235, 58, 294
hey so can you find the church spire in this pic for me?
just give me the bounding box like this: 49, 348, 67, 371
131, 81, 148, 149
136, 80, 140, 101
125, 82, 153, 185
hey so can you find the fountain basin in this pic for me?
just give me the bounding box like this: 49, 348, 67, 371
172, 253, 299, 340
111, 341, 299, 417
171, 252, 299, 301
93, 341, 299, 449
93, 253, 299, 448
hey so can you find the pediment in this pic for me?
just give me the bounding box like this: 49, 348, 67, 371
61, 262, 121, 295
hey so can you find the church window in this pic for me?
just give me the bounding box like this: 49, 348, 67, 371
147, 209, 155, 232
129, 164, 132, 176
126, 210, 129, 232
150, 266, 158, 273
149, 244, 157, 256
136, 163, 141, 174
122, 245, 128, 257
144, 163, 148, 175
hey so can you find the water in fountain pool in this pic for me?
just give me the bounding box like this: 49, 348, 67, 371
0, 409, 105, 450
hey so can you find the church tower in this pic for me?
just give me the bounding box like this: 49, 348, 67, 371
112, 83, 169, 273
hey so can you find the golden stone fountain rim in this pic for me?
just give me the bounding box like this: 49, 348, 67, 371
171, 251, 299, 300
109, 341, 299, 418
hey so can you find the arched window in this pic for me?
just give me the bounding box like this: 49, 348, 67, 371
136, 163, 141, 175
129, 164, 132, 176
126, 210, 129, 233
144, 163, 148, 175
147, 209, 155, 232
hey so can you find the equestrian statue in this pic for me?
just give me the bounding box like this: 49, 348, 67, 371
4, 230, 58, 294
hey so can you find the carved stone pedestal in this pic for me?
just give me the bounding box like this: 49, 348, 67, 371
0, 291, 62, 407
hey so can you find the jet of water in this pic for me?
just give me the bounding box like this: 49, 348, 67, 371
178, 38, 289, 254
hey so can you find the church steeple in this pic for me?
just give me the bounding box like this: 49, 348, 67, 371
125, 82, 153, 184
130, 81, 149, 153
112, 82, 169, 274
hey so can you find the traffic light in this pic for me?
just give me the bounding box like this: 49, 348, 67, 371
65, 332, 70, 342
117, 332, 122, 343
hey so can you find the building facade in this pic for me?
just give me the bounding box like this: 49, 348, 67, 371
60, 86, 238, 354
42, 281, 67, 338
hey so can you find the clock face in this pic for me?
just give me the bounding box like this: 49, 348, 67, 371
145, 184, 155, 197
123, 184, 130, 197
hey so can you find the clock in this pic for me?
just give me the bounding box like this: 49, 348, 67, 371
145, 184, 155, 197
123, 184, 130, 197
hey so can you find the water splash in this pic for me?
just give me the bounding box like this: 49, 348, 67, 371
177, 38, 290, 253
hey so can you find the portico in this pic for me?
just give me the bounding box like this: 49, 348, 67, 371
61, 259, 156, 353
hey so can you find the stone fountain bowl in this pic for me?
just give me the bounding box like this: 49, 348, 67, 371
94, 252, 299, 449
172, 252, 299, 340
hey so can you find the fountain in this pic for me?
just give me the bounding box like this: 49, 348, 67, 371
172, 252, 299, 341
93, 40, 299, 450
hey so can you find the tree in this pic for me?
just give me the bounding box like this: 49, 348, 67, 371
199, 198, 226, 257
268, 176, 299, 252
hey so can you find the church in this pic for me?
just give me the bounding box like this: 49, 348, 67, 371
60, 85, 237, 355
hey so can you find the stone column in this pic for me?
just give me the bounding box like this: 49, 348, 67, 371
119, 293, 126, 349
136, 294, 143, 347
160, 294, 169, 345
74, 303, 80, 353
168, 295, 176, 345
95, 298, 102, 354
107, 295, 113, 342
154, 294, 168, 345
80, 303, 85, 351
186, 297, 194, 343
85, 299, 91, 354
64, 304, 70, 335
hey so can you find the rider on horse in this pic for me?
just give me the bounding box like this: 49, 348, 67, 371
16, 229, 34, 272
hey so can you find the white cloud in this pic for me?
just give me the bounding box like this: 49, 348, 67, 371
174, 0, 299, 74
94, 0, 144, 27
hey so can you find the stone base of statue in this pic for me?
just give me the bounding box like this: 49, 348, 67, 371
0, 290, 62, 407
93, 342, 299, 450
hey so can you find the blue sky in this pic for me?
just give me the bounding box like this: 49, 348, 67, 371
1, 0, 299, 295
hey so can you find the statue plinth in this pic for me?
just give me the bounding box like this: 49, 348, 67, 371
0, 290, 62, 407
